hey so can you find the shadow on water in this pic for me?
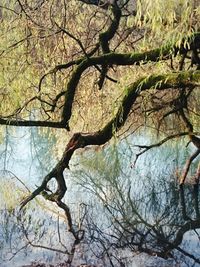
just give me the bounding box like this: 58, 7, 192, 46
0, 127, 199, 266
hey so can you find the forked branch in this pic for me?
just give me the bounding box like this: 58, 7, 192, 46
21, 70, 200, 209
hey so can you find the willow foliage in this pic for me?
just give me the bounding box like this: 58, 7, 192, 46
136, 0, 199, 37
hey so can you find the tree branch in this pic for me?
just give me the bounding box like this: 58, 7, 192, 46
21, 70, 200, 209
133, 132, 191, 166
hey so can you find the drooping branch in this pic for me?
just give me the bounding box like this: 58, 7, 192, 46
17, 69, 200, 264
44, 44, 174, 124
21, 70, 200, 209
2, 36, 197, 129
133, 132, 193, 166
37, 31, 200, 118
60, 46, 189, 128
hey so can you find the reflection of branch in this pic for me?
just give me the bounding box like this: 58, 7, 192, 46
21, 70, 200, 208
170, 219, 200, 248
57, 216, 68, 250
22, 227, 70, 255
178, 247, 200, 264
179, 149, 200, 185
18, 69, 200, 265
5, 170, 31, 193
179, 185, 191, 220
193, 184, 200, 218
8, 243, 30, 261
56, 200, 75, 236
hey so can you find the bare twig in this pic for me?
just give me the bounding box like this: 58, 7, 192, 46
132, 132, 190, 167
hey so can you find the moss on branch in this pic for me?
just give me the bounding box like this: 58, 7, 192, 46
60, 45, 175, 128
21, 69, 200, 209
91, 70, 200, 144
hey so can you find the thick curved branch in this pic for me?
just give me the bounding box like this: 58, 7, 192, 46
38, 44, 100, 92
39, 33, 200, 128
21, 70, 200, 209
1, 70, 199, 131
38, 31, 200, 94
40, 31, 200, 80
98, 3, 121, 88
37, 44, 174, 126
60, 45, 177, 127
99, 3, 122, 54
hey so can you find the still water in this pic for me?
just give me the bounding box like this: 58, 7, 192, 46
0, 126, 199, 267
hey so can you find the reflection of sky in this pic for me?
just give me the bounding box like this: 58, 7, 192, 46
0, 125, 197, 214
0, 126, 196, 191
0, 126, 55, 189
0, 126, 199, 266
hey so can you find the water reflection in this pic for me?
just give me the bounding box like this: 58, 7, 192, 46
0, 126, 56, 188
0, 127, 199, 266
72, 142, 200, 266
